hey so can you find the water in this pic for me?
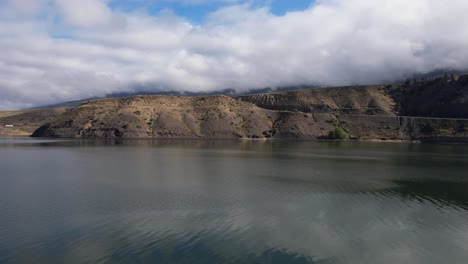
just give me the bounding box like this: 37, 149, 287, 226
0, 138, 467, 264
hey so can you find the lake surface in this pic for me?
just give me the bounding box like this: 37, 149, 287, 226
0, 138, 467, 264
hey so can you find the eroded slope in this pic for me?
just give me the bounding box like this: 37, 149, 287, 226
30, 77, 468, 141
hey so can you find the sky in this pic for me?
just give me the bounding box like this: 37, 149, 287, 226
1, 0, 468, 109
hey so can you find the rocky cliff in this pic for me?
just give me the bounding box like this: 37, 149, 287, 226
28, 75, 468, 142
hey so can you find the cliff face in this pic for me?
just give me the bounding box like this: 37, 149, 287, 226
239, 85, 396, 116
30, 77, 468, 141
389, 74, 468, 118
239, 74, 468, 119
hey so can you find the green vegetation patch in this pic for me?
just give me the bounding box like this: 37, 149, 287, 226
326, 127, 349, 139
262, 129, 277, 138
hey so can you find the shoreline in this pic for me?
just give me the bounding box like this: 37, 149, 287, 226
2, 134, 466, 144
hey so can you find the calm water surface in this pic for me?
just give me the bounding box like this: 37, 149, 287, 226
0, 138, 467, 264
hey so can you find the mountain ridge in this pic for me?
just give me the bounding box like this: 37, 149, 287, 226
27, 74, 468, 142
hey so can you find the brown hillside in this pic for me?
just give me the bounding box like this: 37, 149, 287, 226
0, 108, 69, 136
239, 85, 395, 115
1, 74, 464, 142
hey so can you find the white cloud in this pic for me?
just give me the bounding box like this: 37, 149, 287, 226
1, 0, 468, 109
6, 0, 46, 15
163, 0, 243, 5
55, 0, 113, 27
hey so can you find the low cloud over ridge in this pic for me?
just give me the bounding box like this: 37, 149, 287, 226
1, 0, 468, 109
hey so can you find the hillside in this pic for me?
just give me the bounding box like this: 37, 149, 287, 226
0, 108, 69, 136
32, 95, 325, 139
28, 75, 468, 142
239, 85, 395, 115
390, 74, 468, 118
239, 74, 468, 118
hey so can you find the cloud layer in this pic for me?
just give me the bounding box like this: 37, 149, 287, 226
1, 0, 468, 109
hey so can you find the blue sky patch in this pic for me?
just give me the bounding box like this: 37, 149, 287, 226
108, 0, 314, 24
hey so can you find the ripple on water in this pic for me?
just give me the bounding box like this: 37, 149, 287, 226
1, 140, 468, 263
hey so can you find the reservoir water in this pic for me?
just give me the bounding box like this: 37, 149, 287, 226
0, 138, 467, 264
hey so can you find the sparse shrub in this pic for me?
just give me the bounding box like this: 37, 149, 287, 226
327, 127, 349, 139
326, 119, 341, 126
134, 110, 141, 116
262, 129, 277, 138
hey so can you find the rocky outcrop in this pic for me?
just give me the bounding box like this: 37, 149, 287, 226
239, 85, 396, 116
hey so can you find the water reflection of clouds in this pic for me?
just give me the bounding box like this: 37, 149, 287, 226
78, 190, 468, 264
1, 140, 468, 263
